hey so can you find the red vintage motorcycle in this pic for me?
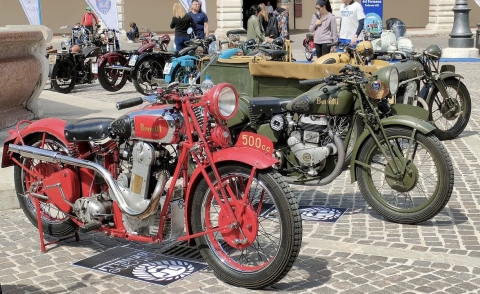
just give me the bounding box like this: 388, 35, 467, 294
1, 54, 302, 289
96, 34, 170, 92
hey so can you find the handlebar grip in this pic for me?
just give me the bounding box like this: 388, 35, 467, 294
299, 78, 325, 86
116, 97, 144, 110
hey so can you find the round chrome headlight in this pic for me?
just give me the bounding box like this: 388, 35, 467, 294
388, 67, 399, 95
205, 83, 238, 120
73, 30, 81, 38
107, 31, 115, 39
61, 40, 70, 48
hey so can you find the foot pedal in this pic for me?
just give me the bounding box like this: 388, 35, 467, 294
79, 221, 101, 233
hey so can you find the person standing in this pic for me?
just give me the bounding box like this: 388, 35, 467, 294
266, 1, 274, 15
170, 2, 196, 50
258, 3, 269, 32
273, 0, 290, 40
247, 5, 265, 44
339, 0, 365, 45
81, 7, 99, 36
188, 0, 209, 39
309, 0, 337, 58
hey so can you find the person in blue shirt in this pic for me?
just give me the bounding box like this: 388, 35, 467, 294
188, 0, 209, 39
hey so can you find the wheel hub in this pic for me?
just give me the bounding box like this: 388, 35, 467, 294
385, 157, 419, 192
440, 98, 461, 120
218, 198, 259, 250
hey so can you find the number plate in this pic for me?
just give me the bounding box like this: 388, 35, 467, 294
128, 54, 138, 66
91, 62, 98, 74
163, 62, 172, 75
235, 132, 274, 156
48, 54, 57, 65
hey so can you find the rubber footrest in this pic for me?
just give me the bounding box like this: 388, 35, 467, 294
79, 221, 101, 233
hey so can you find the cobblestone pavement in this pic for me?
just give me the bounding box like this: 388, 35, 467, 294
2, 36, 480, 293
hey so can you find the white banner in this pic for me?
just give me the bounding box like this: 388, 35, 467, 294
475, 0, 480, 7
19, 0, 41, 25
179, 0, 207, 14
84, 0, 119, 32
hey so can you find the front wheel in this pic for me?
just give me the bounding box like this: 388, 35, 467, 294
51, 60, 76, 94
191, 165, 302, 289
356, 127, 453, 224
132, 58, 164, 95
428, 78, 471, 140
14, 134, 78, 237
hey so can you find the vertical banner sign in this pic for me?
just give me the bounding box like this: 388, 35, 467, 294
179, 0, 207, 13
361, 0, 383, 35
19, 0, 42, 25
84, 0, 119, 33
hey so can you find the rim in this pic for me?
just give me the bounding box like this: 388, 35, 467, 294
430, 84, 465, 132
55, 63, 74, 88
201, 171, 282, 272
104, 61, 124, 85
137, 60, 163, 94
364, 134, 440, 212
21, 139, 70, 224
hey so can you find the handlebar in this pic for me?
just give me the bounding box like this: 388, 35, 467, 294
116, 97, 144, 110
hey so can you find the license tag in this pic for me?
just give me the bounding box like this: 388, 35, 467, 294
91, 62, 98, 74
163, 62, 172, 75
128, 54, 138, 66
48, 54, 57, 65
235, 132, 274, 156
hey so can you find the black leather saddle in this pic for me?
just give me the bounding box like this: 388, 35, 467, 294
227, 29, 247, 36
64, 118, 114, 142
249, 97, 291, 115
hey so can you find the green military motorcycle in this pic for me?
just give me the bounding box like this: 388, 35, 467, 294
227, 64, 454, 224
390, 44, 471, 141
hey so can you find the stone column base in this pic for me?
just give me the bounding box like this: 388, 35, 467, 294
442, 47, 479, 58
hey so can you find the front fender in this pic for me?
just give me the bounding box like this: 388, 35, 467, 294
2, 119, 69, 168
439, 72, 463, 80
349, 115, 435, 183
390, 104, 429, 121
184, 146, 277, 243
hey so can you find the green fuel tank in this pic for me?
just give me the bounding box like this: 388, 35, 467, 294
286, 84, 354, 115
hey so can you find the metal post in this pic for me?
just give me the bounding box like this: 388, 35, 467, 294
476, 23, 480, 50
448, 0, 474, 48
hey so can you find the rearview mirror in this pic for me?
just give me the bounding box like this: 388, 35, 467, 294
187, 27, 193, 35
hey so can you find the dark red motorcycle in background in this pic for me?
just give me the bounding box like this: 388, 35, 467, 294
1, 52, 302, 289
96, 34, 171, 92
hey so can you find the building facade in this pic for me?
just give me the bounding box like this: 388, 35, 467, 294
1, 0, 479, 36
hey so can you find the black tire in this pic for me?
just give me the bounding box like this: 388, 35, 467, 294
428, 78, 471, 140
51, 59, 76, 94
171, 64, 199, 84
14, 134, 78, 237
98, 60, 128, 92
191, 165, 302, 289
132, 57, 165, 95
343, 118, 364, 170
356, 127, 453, 224
322, 58, 337, 64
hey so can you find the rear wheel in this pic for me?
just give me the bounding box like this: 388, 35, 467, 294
14, 134, 77, 237
51, 60, 76, 94
191, 165, 302, 289
133, 58, 164, 95
98, 59, 128, 92
428, 78, 471, 140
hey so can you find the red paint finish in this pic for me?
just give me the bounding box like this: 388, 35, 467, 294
133, 115, 169, 140
43, 168, 80, 213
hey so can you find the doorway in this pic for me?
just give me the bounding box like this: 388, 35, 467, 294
242, 0, 277, 29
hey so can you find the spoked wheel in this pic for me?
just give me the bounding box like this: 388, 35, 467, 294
171, 65, 199, 84
98, 60, 128, 92
51, 60, 76, 94
304, 47, 313, 61
356, 127, 454, 224
191, 165, 302, 289
14, 134, 77, 237
428, 78, 471, 140
133, 58, 164, 95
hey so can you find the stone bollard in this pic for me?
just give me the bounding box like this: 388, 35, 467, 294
0, 25, 53, 130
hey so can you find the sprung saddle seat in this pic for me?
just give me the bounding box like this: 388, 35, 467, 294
64, 118, 115, 142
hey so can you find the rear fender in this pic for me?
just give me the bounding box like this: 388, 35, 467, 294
98, 52, 128, 69
349, 115, 435, 182
165, 55, 199, 83
184, 147, 277, 241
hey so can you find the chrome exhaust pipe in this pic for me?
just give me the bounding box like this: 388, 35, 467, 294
105, 65, 133, 72
9, 144, 163, 219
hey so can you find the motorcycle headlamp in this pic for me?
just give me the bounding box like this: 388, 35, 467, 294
73, 30, 82, 38
107, 31, 115, 39
61, 40, 70, 48
204, 83, 238, 121
387, 67, 399, 95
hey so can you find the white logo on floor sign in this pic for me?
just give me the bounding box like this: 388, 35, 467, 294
132, 260, 195, 282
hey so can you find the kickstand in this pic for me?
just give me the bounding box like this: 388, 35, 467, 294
32, 196, 79, 253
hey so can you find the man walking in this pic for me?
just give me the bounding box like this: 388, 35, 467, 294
81, 7, 99, 36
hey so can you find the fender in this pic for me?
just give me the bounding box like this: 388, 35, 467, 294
165, 55, 199, 83
439, 72, 463, 80
183, 147, 277, 241
390, 104, 429, 121
349, 115, 435, 183
425, 73, 464, 102
97, 52, 128, 70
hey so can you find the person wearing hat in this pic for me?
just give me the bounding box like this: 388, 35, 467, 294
339, 0, 365, 45
273, 0, 291, 40
81, 7, 99, 36
309, 0, 337, 58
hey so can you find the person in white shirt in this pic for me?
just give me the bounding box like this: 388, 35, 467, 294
339, 0, 365, 45
266, 1, 274, 14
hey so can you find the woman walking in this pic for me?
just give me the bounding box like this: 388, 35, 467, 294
170, 2, 196, 50
309, 0, 337, 58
